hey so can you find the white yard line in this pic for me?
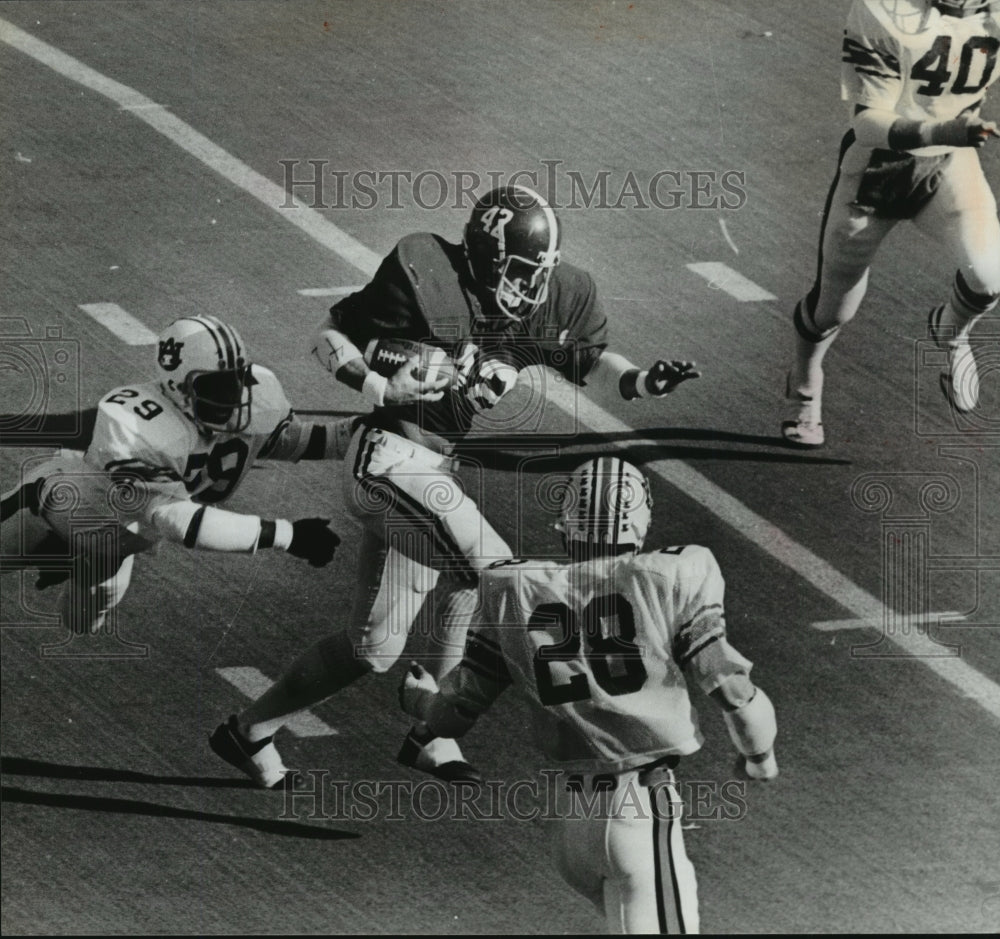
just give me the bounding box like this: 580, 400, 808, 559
78, 303, 157, 345
686, 262, 777, 302
215, 667, 338, 737
5, 17, 997, 722
297, 286, 366, 297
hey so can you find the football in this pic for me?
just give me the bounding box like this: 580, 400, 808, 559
363, 337, 460, 387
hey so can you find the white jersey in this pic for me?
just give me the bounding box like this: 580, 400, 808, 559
77, 366, 293, 536
842, 0, 1000, 153
440, 546, 753, 774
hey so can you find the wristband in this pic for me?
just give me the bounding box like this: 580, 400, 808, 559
362, 370, 388, 408
620, 368, 647, 401
257, 518, 294, 551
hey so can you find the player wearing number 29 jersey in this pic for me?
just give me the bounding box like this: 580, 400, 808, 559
1, 315, 348, 639
783, 0, 1000, 448
401, 458, 778, 934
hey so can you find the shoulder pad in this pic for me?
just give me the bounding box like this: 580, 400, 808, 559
645, 544, 720, 577
91, 383, 193, 475
246, 366, 293, 435
394, 233, 471, 337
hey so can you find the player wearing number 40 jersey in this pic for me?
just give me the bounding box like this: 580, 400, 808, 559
1, 315, 348, 638
401, 457, 778, 935
783, 0, 1000, 448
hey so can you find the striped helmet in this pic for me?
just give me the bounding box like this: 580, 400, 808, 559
556, 457, 653, 555
156, 315, 253, 433
464, 185, 561, 322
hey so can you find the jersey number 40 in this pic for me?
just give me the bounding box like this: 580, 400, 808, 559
912, 35, 998, 97
528, 593, 647, 706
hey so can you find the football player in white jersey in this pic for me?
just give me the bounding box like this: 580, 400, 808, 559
783, 0, 1000, 447
217, 186, 701, 789
1, 315, 345, 641
400, 457, 778, 935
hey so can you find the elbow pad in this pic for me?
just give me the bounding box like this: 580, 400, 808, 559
312, 323, 363, 374
723, 687, 777, 758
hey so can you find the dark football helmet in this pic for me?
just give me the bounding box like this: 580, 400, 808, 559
463, 185, 561, 321
156, 315, 254, 434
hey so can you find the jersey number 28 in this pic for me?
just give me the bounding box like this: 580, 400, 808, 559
528, 594, 647, 706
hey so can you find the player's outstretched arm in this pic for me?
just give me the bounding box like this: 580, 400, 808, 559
260, 414, 358, 463
584, 350, 700, 403
150, 499, 340, 567
854, 105, 999, 151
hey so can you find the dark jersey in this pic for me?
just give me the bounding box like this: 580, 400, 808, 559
326, 233, 608, 450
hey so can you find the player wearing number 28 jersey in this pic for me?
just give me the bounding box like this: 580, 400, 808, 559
783, 0, 1000, 447
1, 315, 347, 638
401, 457, 778, 935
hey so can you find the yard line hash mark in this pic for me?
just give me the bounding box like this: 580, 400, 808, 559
78, 303, 157, 345
686, 262, 776, 301
4, 16, 997, 722
215, 667, 338, 737
297, 286, 365, 297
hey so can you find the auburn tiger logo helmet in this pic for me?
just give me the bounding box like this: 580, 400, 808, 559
463, 185, 561, 322
555, 457, 653, 557
155, 315, 254, 433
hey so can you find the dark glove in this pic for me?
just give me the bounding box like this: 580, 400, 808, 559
644, 359, 701, 396
287, 518, 341, 567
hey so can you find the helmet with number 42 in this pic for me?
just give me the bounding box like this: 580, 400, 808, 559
155, 315, 255, 434
464, 185, 561, 322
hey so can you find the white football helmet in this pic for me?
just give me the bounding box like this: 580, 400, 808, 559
931, 0, 995, 14
156, 315, 254, 433
556, 457, 653, 556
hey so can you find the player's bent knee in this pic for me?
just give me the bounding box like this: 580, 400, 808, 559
317, 631, 374, 678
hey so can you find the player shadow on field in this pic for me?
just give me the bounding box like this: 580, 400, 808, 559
1, 755, 257, 789
1, 758, 358, 841
0, 408, 357, 450
454, 427, 851, 473
0, 785, 357, 840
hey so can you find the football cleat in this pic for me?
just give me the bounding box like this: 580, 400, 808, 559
928, 305, 979, 413
397, 727, 483, 785
782, 372, 825, 448
209, 715, 290, 789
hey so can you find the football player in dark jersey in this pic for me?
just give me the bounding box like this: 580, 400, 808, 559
211, 185, 700, 788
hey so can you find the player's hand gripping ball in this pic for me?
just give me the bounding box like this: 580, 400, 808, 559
364, 338, 461, 388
